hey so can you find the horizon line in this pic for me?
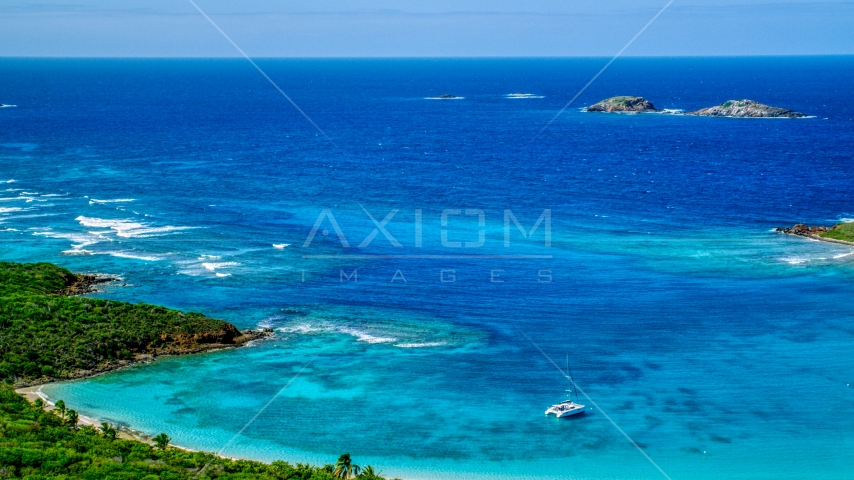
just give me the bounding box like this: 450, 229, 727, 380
1, 54, 853, 59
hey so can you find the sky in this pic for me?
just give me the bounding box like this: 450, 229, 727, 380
0, 0, 852, 57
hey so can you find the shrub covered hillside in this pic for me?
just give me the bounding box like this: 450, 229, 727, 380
820, 221, 854, 242
0, 262, 250, 383
0, 262, 78, 297
0, 387, 387, 479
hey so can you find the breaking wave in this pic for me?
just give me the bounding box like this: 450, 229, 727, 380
202, 262, 238, 272
75, 216, 195, 238
89, 198, 136, 205
270, 306, 483, 350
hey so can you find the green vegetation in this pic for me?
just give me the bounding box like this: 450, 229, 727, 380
0, 262, 391, 479
153, 433, 171, 450
720, 100, 749, 108
0, 387, 389, 479
820, 222, 854, 242
332, 454, 359, 479
603, 96, 635, 105
0, 262, 239, 383
0, 262, 77, 297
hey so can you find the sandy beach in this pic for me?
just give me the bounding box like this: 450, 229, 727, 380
16, 384, 195, 452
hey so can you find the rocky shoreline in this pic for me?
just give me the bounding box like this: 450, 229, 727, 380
685, 99, 806, 118
14, 328, 275, 388
59, 272, 120, 295
775, 223, 854, 247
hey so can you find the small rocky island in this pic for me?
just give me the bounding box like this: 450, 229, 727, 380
586, 96, 660, 113
686, 99, 806, 118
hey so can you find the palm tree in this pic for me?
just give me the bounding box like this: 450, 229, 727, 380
54, 400, 66, 418
100, 422, 118, 441
65, 409, 79, 428
360, 465, 379, 478
333, 453, 360, 479
152, 432, 171, 450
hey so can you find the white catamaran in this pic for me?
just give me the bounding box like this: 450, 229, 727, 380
545, 356, 586, 418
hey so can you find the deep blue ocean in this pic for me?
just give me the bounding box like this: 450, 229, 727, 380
2, 57, 854, 479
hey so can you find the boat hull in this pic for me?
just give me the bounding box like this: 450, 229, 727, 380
555, 406, 585, 417
545, 403, 586, 417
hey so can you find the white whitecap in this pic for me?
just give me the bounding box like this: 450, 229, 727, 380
0, 207, 28, 214
277, 322, 396, 344
504, 93, 545, 99
34, 230, 109, 250
394, 342, 447, 348
215, 273, 231, 277
276, 323, 321, 335
336, 327, 397, 344
118, 225, 196, 238
103, 251, 164, 261
89, 198, 136, 205
75, 216, 195, 238
61, 249, 94, 256
272, 244, 290, 249
202, 261, 238, 272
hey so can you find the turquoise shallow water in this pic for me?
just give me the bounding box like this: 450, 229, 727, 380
2, 57, 854, 478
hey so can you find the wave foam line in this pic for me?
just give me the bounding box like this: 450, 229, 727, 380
89, 198, 136, 204
33, 230, 109, 249
75, 216, 195, 238
0, 196, 34, 202
337, 327, 397, 344
202, 261, 238, 272
394, 342, 447, 348
104, 251, 164, 261
276, 323, 398, 344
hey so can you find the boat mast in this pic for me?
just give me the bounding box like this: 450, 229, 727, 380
565, 354, 572, 400
566, 354, 579, 403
